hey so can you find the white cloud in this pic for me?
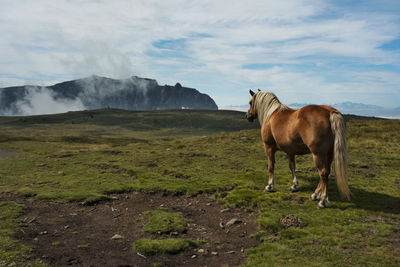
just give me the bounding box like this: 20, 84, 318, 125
0, 0, 399, 109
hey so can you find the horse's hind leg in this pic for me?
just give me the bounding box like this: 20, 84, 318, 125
311, 182, 322, 201
288, 154, 299, 192
312, 154, 331, 208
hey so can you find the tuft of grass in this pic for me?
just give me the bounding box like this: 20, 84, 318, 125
133, 238, 198, 255
143, 210, 187, 234
0, 201, 29, 265
76, 244, 89, 249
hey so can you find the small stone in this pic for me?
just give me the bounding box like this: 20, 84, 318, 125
219, 222, 225, 228
211, 252, 218, 256
39, 231, 48, 235
171, 231, 179, 236
191, 254, 197, 258
111, 234, 123, 240
225, 218, 242, 227
69, 213, 78, 216
206, 203, 212, 206
220, 208, 230, 213
198, 249, 205, 253
225, 251, 235, 254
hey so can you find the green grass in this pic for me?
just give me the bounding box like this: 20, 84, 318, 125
133, 238, 198, 255
0, 109, 399, 266
0, 202, 45, 266
0, 201, 27, 265
143, 210, 187, 234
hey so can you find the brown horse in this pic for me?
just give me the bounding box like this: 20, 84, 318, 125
246, 90, 350, 208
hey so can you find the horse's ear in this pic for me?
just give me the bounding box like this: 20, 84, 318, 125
249, 89, 255, 96
258, 89, 261, 92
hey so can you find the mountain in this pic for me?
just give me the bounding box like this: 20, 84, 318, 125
0, 75, 218, 115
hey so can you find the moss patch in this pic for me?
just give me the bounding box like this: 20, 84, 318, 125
143, 210, 187, 234
133, 238, 198, 255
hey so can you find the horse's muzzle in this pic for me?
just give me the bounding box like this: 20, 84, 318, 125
245, 113, 255, 122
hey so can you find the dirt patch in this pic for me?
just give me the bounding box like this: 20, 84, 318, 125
280, 214, 302, 228
5, 192, 259, 266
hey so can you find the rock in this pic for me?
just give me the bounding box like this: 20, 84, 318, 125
111, 234, 123, 240
198, 249, 205, 253
220, 208, 230, 213
211, 252, 218, 256
225, 218, 242, 227
191, 254, 197, 258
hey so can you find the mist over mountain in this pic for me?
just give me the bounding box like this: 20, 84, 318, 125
0, 75, 218, 115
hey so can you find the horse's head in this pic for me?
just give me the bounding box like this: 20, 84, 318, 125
245, 89, 259, 122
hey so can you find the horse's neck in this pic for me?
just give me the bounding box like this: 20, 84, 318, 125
257, 100, 287, 125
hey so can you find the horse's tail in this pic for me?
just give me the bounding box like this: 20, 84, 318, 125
330, 111, 351, 200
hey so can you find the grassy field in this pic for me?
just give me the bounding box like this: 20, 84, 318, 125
0, 109, 399, 266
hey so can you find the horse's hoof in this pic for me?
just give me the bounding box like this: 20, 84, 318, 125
290, 186, 298, 192
310, 193, 321, 201
317, 198, 329, 208
265, 185, 274, 192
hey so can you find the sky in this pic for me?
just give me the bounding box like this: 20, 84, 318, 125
0, 0, 400, 110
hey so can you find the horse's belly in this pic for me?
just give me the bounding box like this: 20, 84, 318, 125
279, 143, 310, 155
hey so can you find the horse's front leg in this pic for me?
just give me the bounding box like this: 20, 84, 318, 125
264, 144, 276, 192
288, 154, 299, 192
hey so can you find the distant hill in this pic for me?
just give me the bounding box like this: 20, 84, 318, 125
290, 102, 400, 118
224, 102, 400, 118
0, 75, 218, 115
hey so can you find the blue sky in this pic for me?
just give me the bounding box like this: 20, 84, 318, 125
0, 0, 399, 109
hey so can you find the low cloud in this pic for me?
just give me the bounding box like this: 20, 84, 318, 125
10, 86, 84, 116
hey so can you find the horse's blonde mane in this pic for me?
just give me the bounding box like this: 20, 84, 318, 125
254, 92, 288, 125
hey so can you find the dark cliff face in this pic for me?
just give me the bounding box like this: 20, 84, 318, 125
0, 75, 218, 115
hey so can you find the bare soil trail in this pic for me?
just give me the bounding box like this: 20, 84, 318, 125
5, 192, 259, 266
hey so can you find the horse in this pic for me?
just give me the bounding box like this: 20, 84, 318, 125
245, 89, 350, 208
